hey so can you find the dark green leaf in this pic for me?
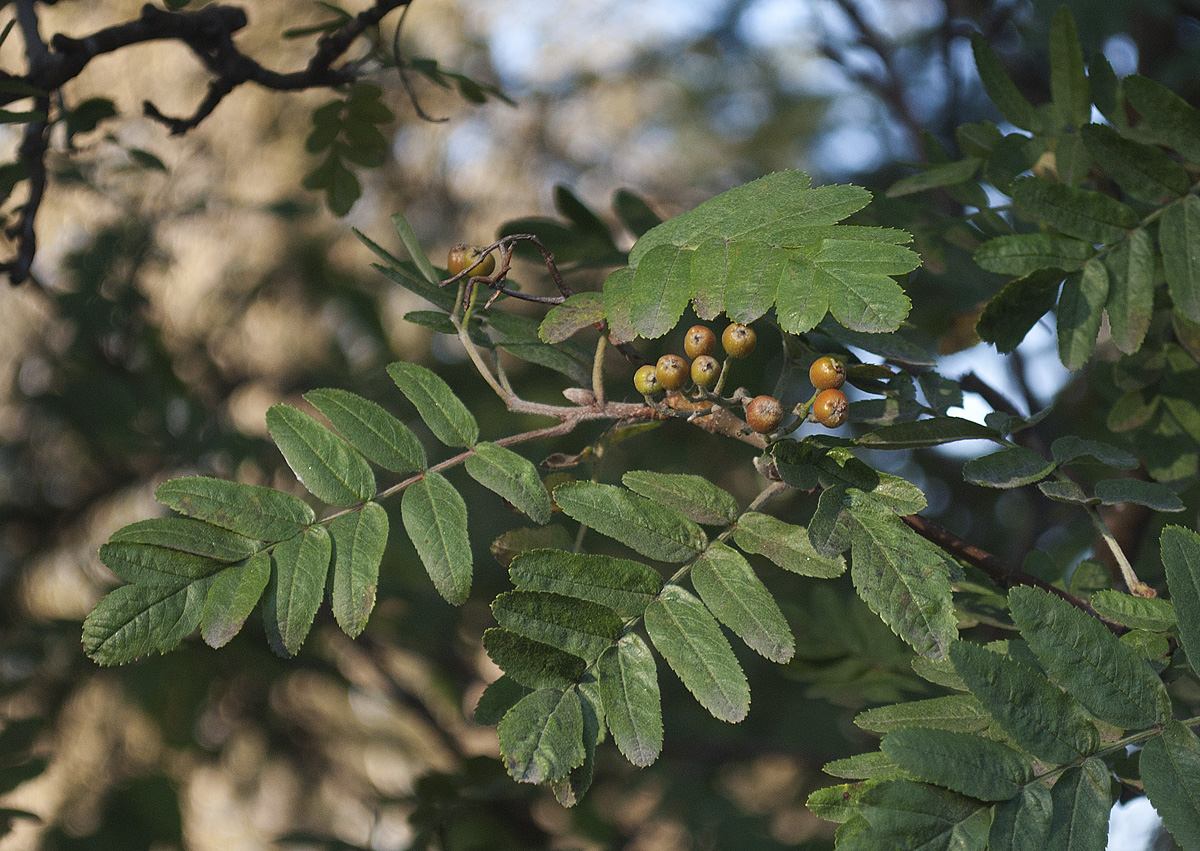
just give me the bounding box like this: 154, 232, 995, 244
598, 634, 662, 767
508, 550, 662, 617
858, 780, 992, 849
691, 541, 794, 662
976, 269, 1063, 353
128, 148, 167, 172
886, 158, 982, 198
644, 585, 749, 722
823, 751, 908, 781
497, 688, 585, 784
83, 580, 212, 665
974, 233, 1094, 276
1124, 74, 1200, 162
490, 526, 573, 568
389, 214, 439, 285
1010, 177, 1137, 243
1081, 123, 1189, 204
621, 471, 740, 526
1163, 526, 1200, 671
107, 517, 261, 562
881, 727, 1032, 801
553, 482, 706, 563
1047, 758, 1110, 851
971, 33, 1037, 131
491, 591, 621, 663
200, 551, 271, 648
808, 445, 928, 514
854, 694, 991, 734
1089, 589, 1176, 631
1141, 720, 1200, 851
401, 472, 472, 605
267, 404, 375, 505
98, 542, 225, 586
263, 525, 331, 657
1050, 436, 1138, 469
1094, 477, 1185, 511
1057, 261, 1109, 371
304, 388, 426, 474
963, 446, 1056, 488
1161, 194, 1200, 323
539, 292, 605, 343
465, 442, 553, 524
989, 784, 1053, 851
1048, 6, 1090, 129
64, 97, 118, 139
949, 640, 1099, 764
1009, 585, 1169, 728
387, 361, 478, 448
807, 782, 877, 825
613, 188, 662, 238
474, 675, 529, 726
483, 628, 586, 690
734, 512, 845, 577
155, 476, 314, 541
329, 503, 387, 637
858, 416, 1001, 449
302, 149, 360, 216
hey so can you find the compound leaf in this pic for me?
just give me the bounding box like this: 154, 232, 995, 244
644, 584, 749, 723
858, 416, 1001, 449
387, 361, 478, 448
976, 269, 1063, 353
1048, 6, 1090, 129
1094, 478, 1185, 512
98, 542, 226, 587
974, 233, 1094, 276
402, 472, 472, 605
598, 634, 662, 767
971, 33, 1037, 131
1081, 123, 1189, 204
329, 502, 387, 637
1124, 74, 1200, 163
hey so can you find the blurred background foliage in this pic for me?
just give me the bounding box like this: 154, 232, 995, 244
0, 0, 1197, 848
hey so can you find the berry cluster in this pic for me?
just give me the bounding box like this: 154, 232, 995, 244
632, 322, 850, 437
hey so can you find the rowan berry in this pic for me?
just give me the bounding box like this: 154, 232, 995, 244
721, 323, 756, 358
634, 364, 662, 396
812, 388, 849, 428
684, 325, 717, 359
447, 243, 496, 277
690, 355, 720, 388
745, 395, 784, 434
655, 354, 690, 391
809, 356, 846, 391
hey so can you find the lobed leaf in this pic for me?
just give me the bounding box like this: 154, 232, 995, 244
1163, 525, 1200, 671
508, 550, 662, 617
644, 585, 750, 723
949, 639, 1099, 764
598, 634, 663, 767
304, 388, 426, 474
483, 628, 587, 690
497, 688, 585, 785
200, 551, 271, 649
691, 541, 794, 662
553, 482, 706, 563
107, 517, 261, 562
267, 404, 375, 505
155, 476, 314, 542
631, 244, 694, 338
734, 512, 845, 578
329, 502, 387, 638
621, 471, 740, 526
880, 727, 1032, 801
601, 267, 637, 342
263, 525, 331, 657
387, 361, 479, 448
1141, 720, 1200, 851
401, 472, 472, 605
1008, 585, 1169, 729
491, 591, 621, 663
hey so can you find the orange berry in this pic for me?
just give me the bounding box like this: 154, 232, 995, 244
809, 356, 846, 390
812, 388, 849, 428
745, 395, 784, 434
721, 323, 756, 358
684, 325, 717, 359
655, 354, 690, 391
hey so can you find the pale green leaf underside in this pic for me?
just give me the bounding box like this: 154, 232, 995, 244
598, 634, 663, 767
387, 361, 479, 448
402, 472, 472, 605
329, 502, 387, 637
554, 482, 706, 563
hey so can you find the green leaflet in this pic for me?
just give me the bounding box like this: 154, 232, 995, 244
808, 782, 878, 825
970, 33, 1037, 132
1081, 123, 1189, 204
1105, 228, 1155, 355
974, 233, 1094, 276
370, 259, 456, 312
1057, 261, 1109, 371
1124, 74, 1200, 163
508, 550, 662, 617
401, 472, 472, 605
598, 634, 662, 767
845, 499, 957, 659
1161, 194, 1200, 323
491, 590, 621, 663
858, 416, 1001, 449
808, 445, 927, 515
553, 481, 706, 563
329, 502, 387, 638
621, 471, 740, 526
82, 579, 213, 666
200, 551, 271, 649
734, 512, 845, 578
854, 694, 990, 734
1048, 6, 1089, 130
644, 584, 749, 723
1047, 758, 1110, 851
98, 541, 227, 587
483, 628, 587, 690
856, 781, 992, 850
601, 266, 636, 342
263, 525, 331, 657
631, 244, 694, 338
690, 541, 794, 663
823, 751, 909, 781
267, 403, 376, 505
989, 784, 1052, 851
1141, 720, 1200, 851
976, 269, 1063, 353
887, 157, 982, 198
475, 675, 529, 726
386, 361, 479, 448
1009, 177, 1136, 244
388, 213, 439, 285
1163, 526, 1200, 670
107, 517, 262, 562
465, 442, 553, 524
304, 388, 426, 474
1094, 477, 1185, 512
803, 239, 917, 334
1008, 586, 1169, 729
1049, 436, 1138, 469
911, 655, 968, 691
155, 476, 315, 542
1088, 589, 1176, 631
613, 187, 663, 237
538, 291, 605, 343
880, 727, 1032, 801
963, 446, 1056, 489
949, 640, 1099, 765
497, 687, 585, 785
553, 679, 601, 807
